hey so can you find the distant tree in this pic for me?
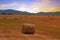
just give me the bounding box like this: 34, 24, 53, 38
2, 13, 6, 15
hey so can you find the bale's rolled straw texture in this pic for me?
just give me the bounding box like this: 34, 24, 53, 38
22, 23, 35, 34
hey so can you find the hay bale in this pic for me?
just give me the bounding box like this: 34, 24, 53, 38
4, 17, 6, 20
22, 23, 35, 34
14, 18, 18, 20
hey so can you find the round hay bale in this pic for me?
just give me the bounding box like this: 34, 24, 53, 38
4, 17, 6, 20
14, 18, 18, 20
22, 23, 35, 34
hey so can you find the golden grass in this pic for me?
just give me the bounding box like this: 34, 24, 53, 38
0, 15, 60, 40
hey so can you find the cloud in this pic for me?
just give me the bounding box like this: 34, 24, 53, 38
41, 6, 60, 12
16, 0, 50, 13
26, 0, 60, 12
16, 0, 60, 13
26, 0, 51, 12
0, 2, 17, 8
0, 0, 60, 13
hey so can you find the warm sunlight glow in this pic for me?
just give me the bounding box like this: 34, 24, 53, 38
0, 0, 60, 13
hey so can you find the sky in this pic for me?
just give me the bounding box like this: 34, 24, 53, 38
0, 0, 60, 13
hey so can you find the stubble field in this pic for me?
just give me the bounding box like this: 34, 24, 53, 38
0, 15, 60, 40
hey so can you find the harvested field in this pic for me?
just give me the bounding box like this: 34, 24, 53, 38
0, 15, 60, 40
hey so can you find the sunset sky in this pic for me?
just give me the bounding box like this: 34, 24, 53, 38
0, 0, 60, 13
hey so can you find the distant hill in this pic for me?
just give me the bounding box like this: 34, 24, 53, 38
0, 9, 31, 15
37, 12, 60, 15
0, 9, 60, 15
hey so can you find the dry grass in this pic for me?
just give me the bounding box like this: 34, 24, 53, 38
0, 15, 60, 40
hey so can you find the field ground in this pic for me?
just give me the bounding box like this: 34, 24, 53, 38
0, 15, 60, 40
